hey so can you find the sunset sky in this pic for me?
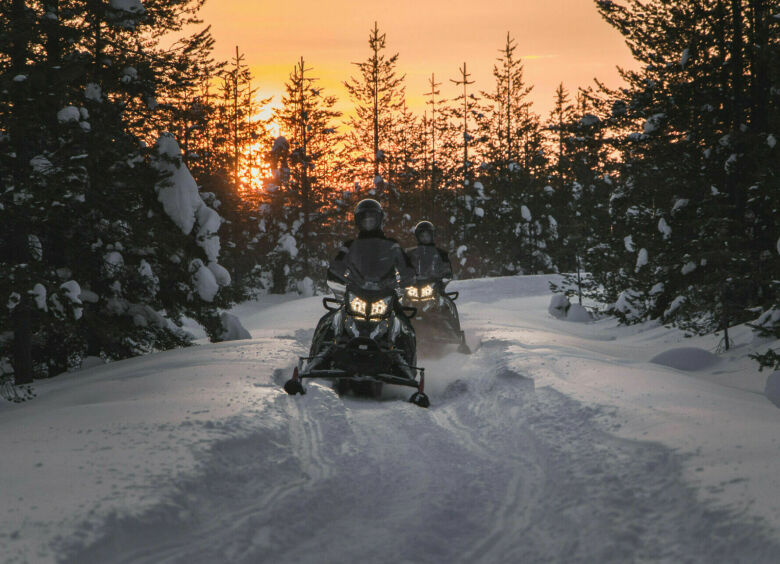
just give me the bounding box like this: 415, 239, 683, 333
198, 0, 638, 124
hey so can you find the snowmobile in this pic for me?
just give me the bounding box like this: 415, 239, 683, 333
284, 282, 430, 407
403, 278, 471, 355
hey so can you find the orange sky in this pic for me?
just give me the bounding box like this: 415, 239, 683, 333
198, 0, 637, 124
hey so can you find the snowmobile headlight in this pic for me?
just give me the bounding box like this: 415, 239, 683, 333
406, 286, 418, 298
420, 284, 434, 298
370, 297, 391, 318
349, 296, 367, 316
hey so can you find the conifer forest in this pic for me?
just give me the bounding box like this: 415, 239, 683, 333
1, 0, 778, 391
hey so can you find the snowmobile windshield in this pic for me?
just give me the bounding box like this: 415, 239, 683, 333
412, 246, 445, 280
345, 238, 398, 291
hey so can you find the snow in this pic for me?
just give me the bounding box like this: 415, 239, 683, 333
635, 247, 648, 271
725, 152, 738, 172
579, 114, 600, 127
13, 74, 27, 82
57, 106, 80, 124
681, 261, 697, 275
520, 205, 532, 221
154, 134, 203, 235
768, 134, 777, 148
28, 234, 42, 260
109, 0, 145, 13
296, 276, 314, 297
474, 207, 484, 218
766, 372, 780, 408
196, 205, 222, 262
643, 113, 665, 134
138, 259, 154, 279
658, 217, 672, 239
191, 259, 218, 302
664, 295, 685, 317
102, 251, 124, 277
623, 235, 635, 252
650, 347, 721, 371
276, 233, 299, 258
30, 155, 54, 175
219, 312, 251, 341
548, 293, 569, 319
208, 262, 231, 287
671, 198, 689, 214
31, 283, 47, 311
2, 275, 780, 563
84, 83, 102, 102
60, 280, 83, 320
680, 48, 690, 68
566, 303, 592, 322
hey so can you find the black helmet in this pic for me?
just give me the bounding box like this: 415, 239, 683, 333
354, 198, 384, 232
414, 220, 435, 245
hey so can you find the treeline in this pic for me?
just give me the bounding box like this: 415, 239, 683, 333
1, 0, 778, 395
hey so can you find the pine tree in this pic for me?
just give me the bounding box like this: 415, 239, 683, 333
594, 0, 779, 354
262, 57, 341, 291
343, 21, 406, 197
0, 0, 241, 389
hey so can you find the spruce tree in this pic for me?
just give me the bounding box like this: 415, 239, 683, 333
343, 21, 405, 197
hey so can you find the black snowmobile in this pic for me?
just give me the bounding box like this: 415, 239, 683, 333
284, 281, 430, 407
284, 198, 430, 407
403, 278, 471, 354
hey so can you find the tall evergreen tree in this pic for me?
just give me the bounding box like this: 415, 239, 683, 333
343, 21, 405, 196
593, 0, 779, 356
262, 58, 341, 292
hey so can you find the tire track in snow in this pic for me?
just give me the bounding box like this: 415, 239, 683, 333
60, 340, 780, 563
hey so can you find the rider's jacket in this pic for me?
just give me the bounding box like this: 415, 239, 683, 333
406, 244, 453, 282
328, 229, 416, 291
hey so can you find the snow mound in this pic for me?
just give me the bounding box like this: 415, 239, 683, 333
548, 294, 592, 322
765, 372, 780, 409
548, 294, 569, 319
650, 347, 721, 371
219, 313, 251, 341
567, 303, 592, 323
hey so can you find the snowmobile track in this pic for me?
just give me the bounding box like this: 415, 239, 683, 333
60, 341, 780, 564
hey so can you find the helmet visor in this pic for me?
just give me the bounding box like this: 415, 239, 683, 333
359, 212, 380, 232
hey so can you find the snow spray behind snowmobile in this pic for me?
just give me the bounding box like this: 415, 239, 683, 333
284, 281, 430, 407
403, 278, 471, 355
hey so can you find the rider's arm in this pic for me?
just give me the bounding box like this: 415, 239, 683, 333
327, 240, 353, 284
394, 243, 416, 287
438, 248, 454, 279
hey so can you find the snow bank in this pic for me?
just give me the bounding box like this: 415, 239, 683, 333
650, 347, 721, 371
219, 312, 251, 341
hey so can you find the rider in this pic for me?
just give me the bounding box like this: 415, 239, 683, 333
406, 221, 453, 282
328, 199, 416, 290
406, 221, 467, 347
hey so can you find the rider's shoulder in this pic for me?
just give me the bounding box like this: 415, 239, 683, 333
437, 247, 450, 260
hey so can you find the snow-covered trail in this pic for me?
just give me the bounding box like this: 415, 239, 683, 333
62, 341, 777, 563
3, 275, 779, 563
